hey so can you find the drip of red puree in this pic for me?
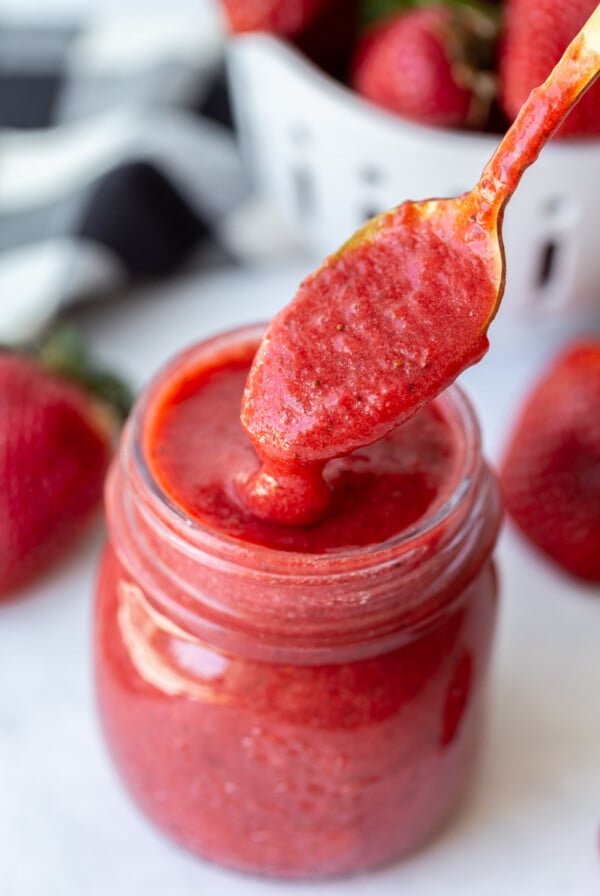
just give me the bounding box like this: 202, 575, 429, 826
240, 206, 497, 524
146, 343, 463, 553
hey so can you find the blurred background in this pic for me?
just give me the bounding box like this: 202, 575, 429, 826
2, 0, 600, 344
0, 0, 253, 343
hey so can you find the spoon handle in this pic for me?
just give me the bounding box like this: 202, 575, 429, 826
476, 3, 600, 214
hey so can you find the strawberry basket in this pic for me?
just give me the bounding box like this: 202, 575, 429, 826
228, 34, 600, 316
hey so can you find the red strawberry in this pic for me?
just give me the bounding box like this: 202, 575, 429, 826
220, 0, 329, 38
500, 0, 600, 137
0, 330, 131, 596
351, 4, 498, 129
500, 341, 600, 583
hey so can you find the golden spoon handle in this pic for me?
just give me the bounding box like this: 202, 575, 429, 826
584, 3, 600, 53
476, 3, 600, 215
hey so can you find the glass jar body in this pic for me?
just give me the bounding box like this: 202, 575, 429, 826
96, 545, 497, 878
94, 325, 502, 878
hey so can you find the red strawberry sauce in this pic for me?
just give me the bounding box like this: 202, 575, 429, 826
95, 325, 501, 877
148, 342, 463, 553
240, 203, 498, 527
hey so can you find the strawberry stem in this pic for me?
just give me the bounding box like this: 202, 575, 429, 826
359, 0, 500, 30
39, 325, 133, 422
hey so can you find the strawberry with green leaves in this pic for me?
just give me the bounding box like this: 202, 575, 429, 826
0, 329, 131, 596
500, 341, 600, 584
352, 0, 499, 129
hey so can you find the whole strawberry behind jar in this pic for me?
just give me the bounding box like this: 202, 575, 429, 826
351, 1, 501, 130
0, 328, 131, 598
500, 340, 600, 584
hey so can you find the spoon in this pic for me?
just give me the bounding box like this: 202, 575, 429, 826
240, 4, 600, 524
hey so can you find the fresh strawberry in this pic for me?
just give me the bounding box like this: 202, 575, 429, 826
0, 329, 131, 596
500, 341, 600, 583
351, 4, 499, 129
500, 0, 600, 137
220, 0, 329, 38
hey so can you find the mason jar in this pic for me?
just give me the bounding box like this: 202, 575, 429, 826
94, 324, 502, 878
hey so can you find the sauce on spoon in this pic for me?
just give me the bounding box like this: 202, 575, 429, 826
240, 5, 600, 525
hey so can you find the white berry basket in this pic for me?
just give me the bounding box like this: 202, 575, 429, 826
228, 34, 600, 317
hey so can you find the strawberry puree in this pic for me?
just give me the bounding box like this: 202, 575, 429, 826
242, 205, 496, 467
145, 341, 463, 553
95, 327, 501, 877
239, 201, 500, 525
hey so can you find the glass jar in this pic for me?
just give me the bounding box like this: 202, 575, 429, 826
94, 324, 502, 879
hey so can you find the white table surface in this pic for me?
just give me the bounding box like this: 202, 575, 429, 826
1, 256, 599, 896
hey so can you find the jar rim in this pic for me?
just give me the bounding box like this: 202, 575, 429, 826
126, 323, 483, 579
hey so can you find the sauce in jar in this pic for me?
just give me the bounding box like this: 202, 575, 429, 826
95, 324, 501, 877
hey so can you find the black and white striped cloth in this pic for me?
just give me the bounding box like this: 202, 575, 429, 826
0, 7, 258, 342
